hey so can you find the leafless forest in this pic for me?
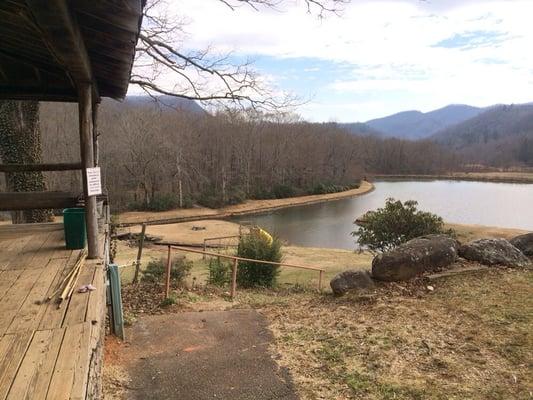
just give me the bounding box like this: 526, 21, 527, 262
40, 100, 457, 212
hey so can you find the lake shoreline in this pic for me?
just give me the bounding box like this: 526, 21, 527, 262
118, 181, 375, 226
372, 171, 533, 184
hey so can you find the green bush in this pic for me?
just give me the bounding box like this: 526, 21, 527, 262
197, 191, 223, 208
352, 198, 453, 252
142, 256, 192, 285
227, 188, 247, 205
236, 234, 282, 288
272, 184, 295, 199
207, 258, 232, 286
309, 182, 360, 195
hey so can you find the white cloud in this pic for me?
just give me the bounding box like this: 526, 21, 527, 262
155, 0, 533, 121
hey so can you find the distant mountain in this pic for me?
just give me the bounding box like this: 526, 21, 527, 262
364, 104, 484, 140
432, 103, 533, 166
123, 95, 205, 114
432, 103, 533, 147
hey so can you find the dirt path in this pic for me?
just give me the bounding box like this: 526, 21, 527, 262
104, 310, 298, 400
117, 181, 374, 226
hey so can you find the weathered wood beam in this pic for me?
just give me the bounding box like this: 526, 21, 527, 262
79, 82, 99, 259
25, 0, 99, 100
0, 163, 82, 173
0, 192, 80, 211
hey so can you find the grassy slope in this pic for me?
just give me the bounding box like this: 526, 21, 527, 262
257, 269, 533, 399
115, 219, 532, 399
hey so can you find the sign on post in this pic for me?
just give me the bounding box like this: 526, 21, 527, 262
86, 167, 102, 196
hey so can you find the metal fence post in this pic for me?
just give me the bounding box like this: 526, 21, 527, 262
230, 258, 238, 299
165, 245, 172, 298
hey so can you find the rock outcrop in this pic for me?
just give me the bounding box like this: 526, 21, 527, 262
459, 238, 530, 267
372, 234, 458, 282
330, 270, 375, 296
509, 233, 533, 257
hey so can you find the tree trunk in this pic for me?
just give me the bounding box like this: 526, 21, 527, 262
0, 100, 53, 223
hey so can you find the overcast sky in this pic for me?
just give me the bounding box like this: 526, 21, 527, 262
159, 0, 533, 122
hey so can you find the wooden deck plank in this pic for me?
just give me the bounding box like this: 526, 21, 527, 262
5, 328, 65, 400
0, 331, 34, 400
0, 235, 34, 271
0, 268, 45, 337
62, 265, 96, 327
0, 239, 17, 265
0, 223, 63, 237
86, 263, 106, 349
38, 251, 81, 331
0, 270, 24, 302
46, 323, 91, 400
6, 258, 65, 334
69, 324, 91, 400
0, 223, 107, 400
10, 231, 63, 271
24, 231, 65, 270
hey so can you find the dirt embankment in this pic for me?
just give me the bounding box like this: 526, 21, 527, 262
117, 181, 374, 226
373, 171, 533, 184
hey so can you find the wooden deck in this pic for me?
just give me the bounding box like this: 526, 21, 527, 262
0, 223, 106, 400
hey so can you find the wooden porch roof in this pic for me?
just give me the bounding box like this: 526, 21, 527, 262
0, 0, 144, 102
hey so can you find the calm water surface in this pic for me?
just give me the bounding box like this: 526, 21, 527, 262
232, 180, 533, 250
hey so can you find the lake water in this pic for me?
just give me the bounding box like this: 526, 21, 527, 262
232, 180, 533, 250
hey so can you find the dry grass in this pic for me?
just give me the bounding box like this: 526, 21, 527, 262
258, 269, 533, 400
456, 171, 533, 183
114, 264, 533, 400
446, 223, 528, 243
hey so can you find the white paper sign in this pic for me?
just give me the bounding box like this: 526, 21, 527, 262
86, 167, 102, 196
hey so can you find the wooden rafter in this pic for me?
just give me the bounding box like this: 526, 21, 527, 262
25, 0, 100, 101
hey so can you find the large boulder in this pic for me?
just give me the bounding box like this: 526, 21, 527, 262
459, 238, 530, 267
372, 234, 458, 282
330, 270, 375, 296
509, 233, 533, 257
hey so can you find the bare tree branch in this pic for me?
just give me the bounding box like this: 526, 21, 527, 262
130, 0, 343, 111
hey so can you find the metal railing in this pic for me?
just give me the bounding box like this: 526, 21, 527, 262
160, 244, 326, 299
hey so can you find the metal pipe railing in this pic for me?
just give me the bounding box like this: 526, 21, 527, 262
160, 244, 325, 298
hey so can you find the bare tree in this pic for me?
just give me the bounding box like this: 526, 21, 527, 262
130, 0, 349, 110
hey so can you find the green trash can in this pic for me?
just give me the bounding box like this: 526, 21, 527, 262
63, 208, 87, 249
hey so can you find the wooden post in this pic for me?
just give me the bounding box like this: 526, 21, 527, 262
230, 258, 238, 299
92, 102, 100, 166
133, 223, 146, 284
78, 83, 99, 259
165, 245, 172, 298
318, 270, 323, 292
203, 239, 207, 260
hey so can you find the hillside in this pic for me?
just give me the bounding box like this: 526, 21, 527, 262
337, 121, 384, 137
365, 104, 483, 140
432, 104, 533, 166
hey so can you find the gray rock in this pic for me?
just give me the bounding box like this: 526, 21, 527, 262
459, 238, 530, 267
372, 234, 458, 282
509, 233, 533, 257
330, 270, 375, 296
